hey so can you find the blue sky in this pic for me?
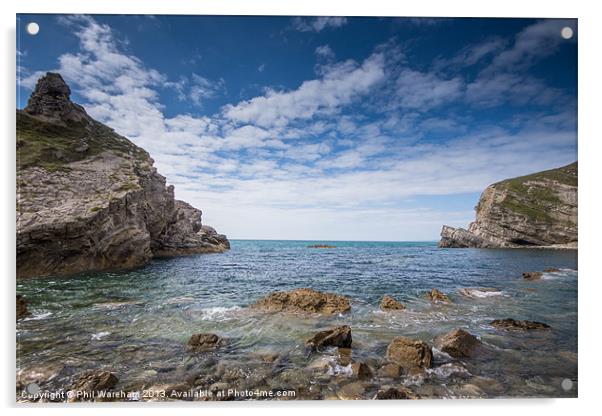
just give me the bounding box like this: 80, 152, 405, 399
16, 15, 577, 241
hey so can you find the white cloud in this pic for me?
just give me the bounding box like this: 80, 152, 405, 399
315, 45, 335, 60
395, 69, 464, 110
223, 53, 385, 128
291, 17, 348, 32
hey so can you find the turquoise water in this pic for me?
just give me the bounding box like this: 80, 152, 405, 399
17, 240, 578, 400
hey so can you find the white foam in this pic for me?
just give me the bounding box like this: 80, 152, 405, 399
459, 288, 504, 298
200, 306, 240, 320
327, 362, 353, 377
23, 311, 52, 321
91, 331, 111, 340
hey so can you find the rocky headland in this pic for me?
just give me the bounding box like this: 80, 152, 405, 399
439, 163, 577, 248
16, 73, 229, 279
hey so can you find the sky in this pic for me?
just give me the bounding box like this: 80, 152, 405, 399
16, 15, 578, 241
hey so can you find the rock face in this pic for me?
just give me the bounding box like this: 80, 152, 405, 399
490, 318, 550, 330
439, 163, 577, 248
435, 329, 481, 358
187, 333, 226, 352
306, 326, 352, 351
385, 337, 433, 371
380, 295, 405, 311
17, 73, 229, 279
251, 288, 351, 315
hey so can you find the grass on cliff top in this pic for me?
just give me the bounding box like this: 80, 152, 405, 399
491, 162, 577, 224
17, 111, 149, 172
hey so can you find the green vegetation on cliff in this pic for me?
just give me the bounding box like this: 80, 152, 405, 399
17, 111, 148, 172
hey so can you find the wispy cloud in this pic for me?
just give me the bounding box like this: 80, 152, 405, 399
291, 17, 348, 32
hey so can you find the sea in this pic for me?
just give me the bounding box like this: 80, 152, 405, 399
16, 240, 578, 400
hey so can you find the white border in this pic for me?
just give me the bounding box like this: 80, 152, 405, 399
2, 1, 601, 415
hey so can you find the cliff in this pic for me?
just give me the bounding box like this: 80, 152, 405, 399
17, 73, 229, 279
439, 162, 577, 248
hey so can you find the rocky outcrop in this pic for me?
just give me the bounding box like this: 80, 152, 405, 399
17, 73, 229, 279
186, 333, 226, 352
435, 329, 482, 358
250, 288, 351, 315
439, 163, 577, 248
490, 318, 550, 330
385, 337, 433, 371
380, 295, 405, 311
426, 288, 449, 303
306, 326, 352, 351
522, 272, 542, 280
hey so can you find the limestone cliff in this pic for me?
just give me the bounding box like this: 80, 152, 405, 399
17, 73, 229, 279
439, 162, 577, 248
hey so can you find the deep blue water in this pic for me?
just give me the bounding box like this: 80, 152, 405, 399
17, 240, 578, 400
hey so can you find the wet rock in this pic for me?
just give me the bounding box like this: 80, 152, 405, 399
490, 318, 551, 330
377, 363, 403, 379
307, 356, 332, 371
186, 333, 226, 352
70, 370, 118, 394
380, 295, 405, 311
544, 268, 561, 272
350, 362, 373, 380
522, 271, 543, 280
337, 381, 366, 400
426, 288, 449, 302
459, 383, 485, 397
470, 376, 505, 395
307, 244, 336, 248
385, 337, 433, 371
435, 328, 482, 358
16, 295, 30, 320
306, 325, 352, 351
375, 386, 417, 400
143, 383, 193, 401
337, 347, 352, 366
250, 351, 280, 363
252, 288, 351, 315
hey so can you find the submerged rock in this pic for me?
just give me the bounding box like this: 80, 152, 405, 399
435, 329, 482, 358
426, 288, 449, 303
16, 295, 29, 320
377, 363, 403, 379
544, 268, 561, 273
306, 326, 352, 351
16, 363, 64, 391
251, 288, 351, 315
490, 318, 551, 330
380, 295, 405, 311
337, 381, 366, 400
522, 271, 543, 280
385, 337, 433, 371
70, 370, 118, 393
438, 162, 577, 248
186, 333, 226, 352
375, 386, 417, 400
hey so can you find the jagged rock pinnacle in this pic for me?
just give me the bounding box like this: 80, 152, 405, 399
24, 72, 92, 125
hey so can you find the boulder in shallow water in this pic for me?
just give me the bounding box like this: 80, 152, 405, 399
490, 318, 550, 330
16, 295, 29, 320
251, 288, 351, 315
435, 328, 482, 358
306, 325, 352, 351
380, 295, 405, 311
522, 271, 543, 280
375, 386, 417, 400
426, 288, 449, 302
187, 333, 226, 352
70, 370, 118, 393
350, 362, 373, 380
385, 337, 433, 371
544, 268, 561, 273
